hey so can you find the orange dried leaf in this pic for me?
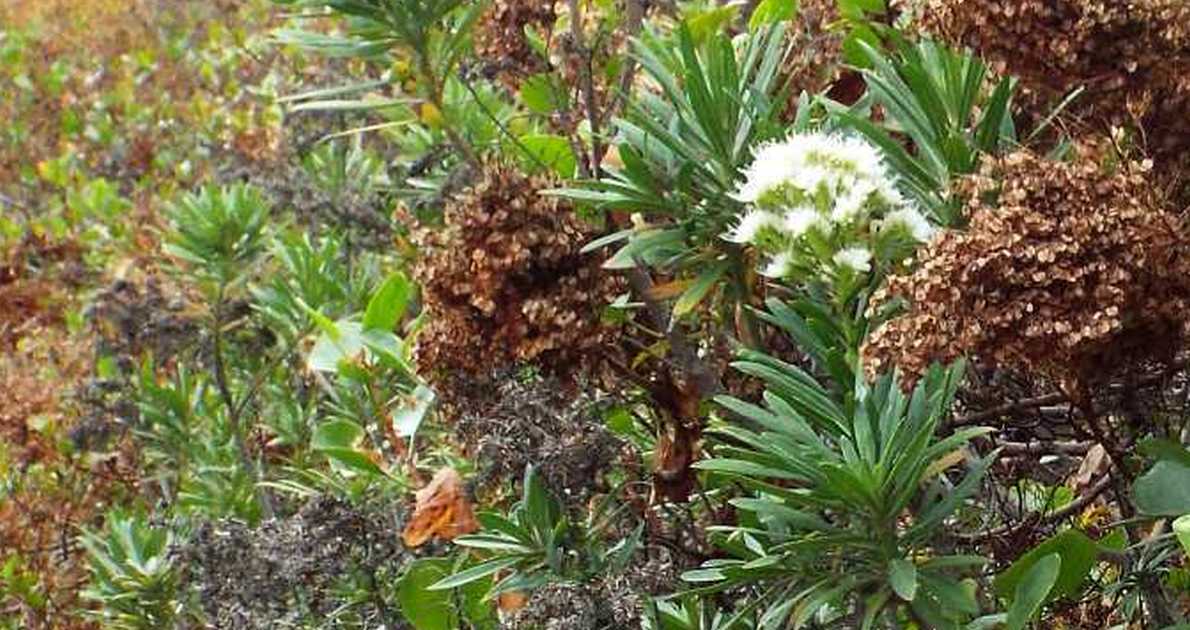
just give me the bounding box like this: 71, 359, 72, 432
401, 467, 479, 547
497, 589, 529, 613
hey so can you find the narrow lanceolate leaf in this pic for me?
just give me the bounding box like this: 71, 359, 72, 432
427, 556, 524, 591
673, 261, 729, 317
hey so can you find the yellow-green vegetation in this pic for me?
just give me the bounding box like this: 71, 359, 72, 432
2, 1, 1190, 628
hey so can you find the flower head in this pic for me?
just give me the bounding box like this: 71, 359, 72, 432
735, 141, 801, 203
833, 246, 873, 273
735, 132, 891, 205
830, 182, 875, 223
783, 207, 826, 237
726, 209, 783, 244
882, 207, 936, 242
762, 252, 796, 278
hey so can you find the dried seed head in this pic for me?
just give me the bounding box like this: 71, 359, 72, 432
864, 150, 1190, 391
413, 163, 624, 380
915, 0, 1190, 196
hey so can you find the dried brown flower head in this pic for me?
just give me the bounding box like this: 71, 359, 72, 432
413, 163, 623, 378
915, 0, 1190, 195
782, 0, 848, 99
864, 151, 1190, 393
474, 0, 556, 89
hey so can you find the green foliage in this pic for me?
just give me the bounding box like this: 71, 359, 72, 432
134, 362, 264, 523
1134, 440, 1190, 516
1175, 515, 1190, 558
397, 558, 495, 630
1004, 554, 1061, 630
164, 183, 271, 286
80, 512, 179, 630
832, 39, 1018, 225
994, 529, 1099, 603
300, 138, 388, 200
252, 231, 361, 346
430, 466, 642, 599
690, 358, 995, 627
643, 595, 752, 630
749, 0, 799, 31
554, 23, 799, 318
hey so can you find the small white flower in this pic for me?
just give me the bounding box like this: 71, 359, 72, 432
882, 207, 936, 242
734, 141, 802, 203
875, 180, 907, 207
830, 182, 875, 223
726, 209, 782, 243
735, 132, 892, 206
782, 207, 825, 237
833, 246, 872, 273
762, 252, 795, 278
831, 136, 887, 176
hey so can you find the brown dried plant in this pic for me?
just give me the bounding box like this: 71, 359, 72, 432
473, 0, 557, 89
783, 0, 848, 100
915, 0, 1190, 195
412, 163, 623, 380
864, 151, 1190, 396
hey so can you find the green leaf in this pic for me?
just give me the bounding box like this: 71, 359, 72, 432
994, 529, 1098, 602
308, 319, 365, 372
519, 134, 577, 178
391, 384, 435, 438
684, 6, 738, 45
837, 0, 885, 19
1174, 514, 1190, 558
288, 97, 412, 113
1005, 553, 1060, 630
319, 447, 385, 477
888, 559, 918, 602
1138, 438, 1190, 468
749, 0, 798, 30
673, 261, 729, 317
1134, 461, 1190, 515
397, 559, 457, 630
363, 271, 412, 332
841, 24, 882, 68
312, 419, 364, 450
428, 556, 524, 591
520, 74, 567, 114
521, 465, 559, 539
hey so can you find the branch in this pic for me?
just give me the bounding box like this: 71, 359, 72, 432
954, 472, 1115, 543
997, 440, 1093, 456
567, 0, 603, 178
951, 357, 1188, 427
626, 264, 721, 397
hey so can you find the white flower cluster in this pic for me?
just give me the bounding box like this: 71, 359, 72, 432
727, 131, 937, 282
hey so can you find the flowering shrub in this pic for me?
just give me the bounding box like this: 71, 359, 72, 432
727, 132, 935, 289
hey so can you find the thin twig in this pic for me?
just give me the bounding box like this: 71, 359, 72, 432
458, 73, 549, 172
627, 264, 721, 396
955, 472, 1115, 542
567, 0, 603, 178
997, 440, 1093, 456
952, 357, 1188, 427
211, 289, 275, 519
